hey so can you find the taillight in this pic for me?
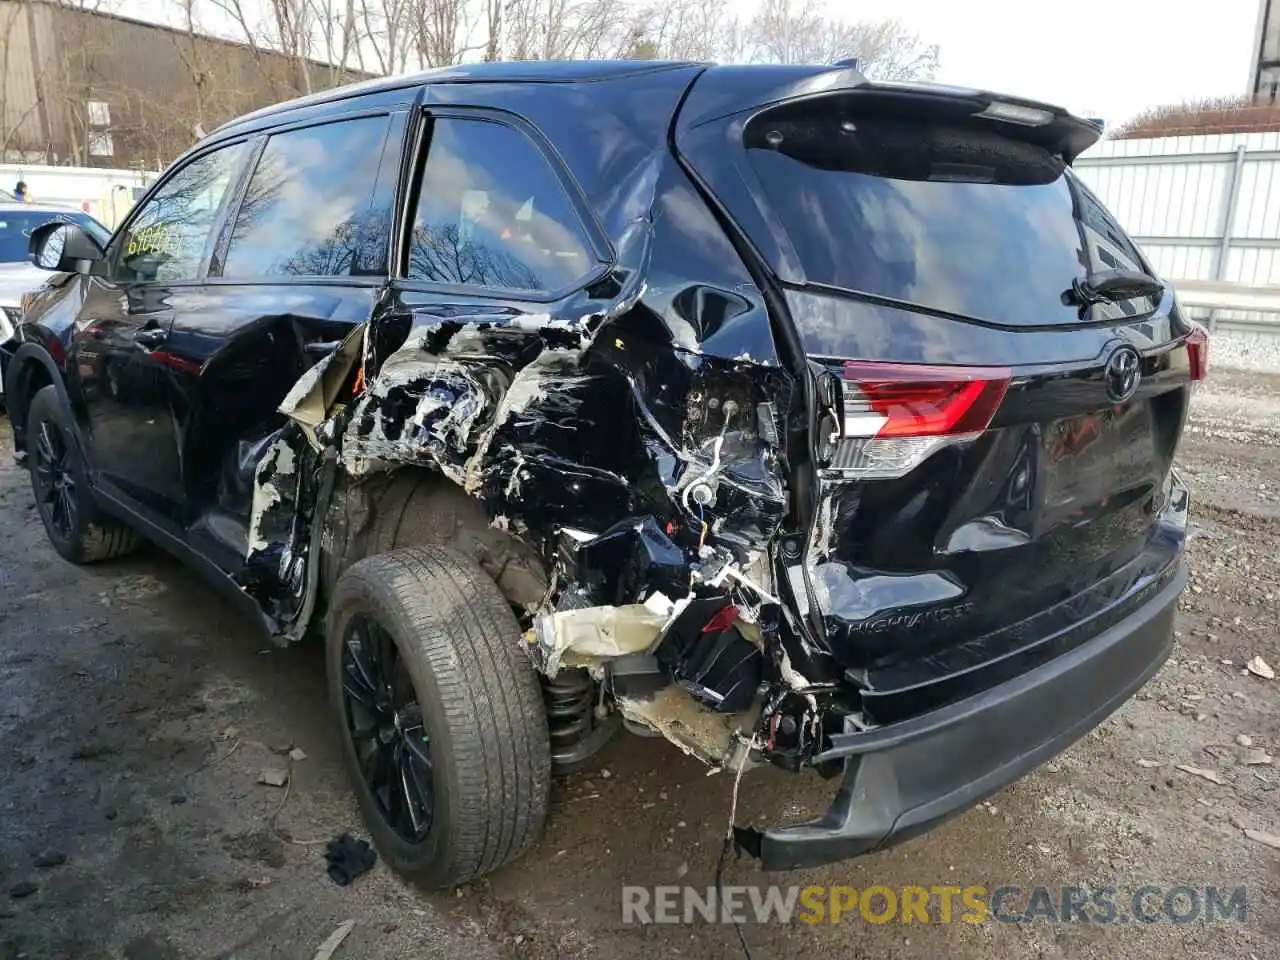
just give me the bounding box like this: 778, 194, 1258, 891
841, 362, 1011, 437
1186, 324, 1208, 383
833, 362, 1011, 479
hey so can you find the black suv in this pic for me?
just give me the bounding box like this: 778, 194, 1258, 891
2, 61, 1204, 886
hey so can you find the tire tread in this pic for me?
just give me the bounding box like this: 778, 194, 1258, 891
330, 545, 549, 885
26, 386, 139, 564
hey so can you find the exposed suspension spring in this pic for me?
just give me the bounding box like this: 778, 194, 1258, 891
541, 668, 595, 752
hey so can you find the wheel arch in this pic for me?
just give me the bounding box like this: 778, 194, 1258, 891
322, 467, 550, 615
5, 344, 76, 455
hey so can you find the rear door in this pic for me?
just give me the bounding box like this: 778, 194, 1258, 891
676, 80, 1205, 720
69, 139, 251, 523
159, 112, 398, 553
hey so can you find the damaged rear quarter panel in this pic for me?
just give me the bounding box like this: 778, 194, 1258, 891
344, 155, 796, 572
307, 80, 840, 765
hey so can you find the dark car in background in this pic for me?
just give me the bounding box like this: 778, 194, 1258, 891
0, 61, 1204, 886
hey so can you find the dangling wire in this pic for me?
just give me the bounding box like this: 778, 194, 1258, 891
715, 733, 758, 960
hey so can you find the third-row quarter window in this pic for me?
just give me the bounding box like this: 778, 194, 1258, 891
407, 118, 594, 293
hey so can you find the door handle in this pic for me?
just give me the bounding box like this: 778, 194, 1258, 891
134, 327, 168, 348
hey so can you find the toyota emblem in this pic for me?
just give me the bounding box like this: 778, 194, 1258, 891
1104, 346, 1141, 403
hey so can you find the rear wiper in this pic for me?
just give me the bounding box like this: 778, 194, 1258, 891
1064, 269, 1164, 306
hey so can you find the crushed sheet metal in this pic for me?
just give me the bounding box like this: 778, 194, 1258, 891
617, 685, 761, 769
463, 348, 585, 495
776, 647, 816, 692
254, 180, 812, 759
339, 358, 492, 485
247, 437, 297, 557
279, 325, 365, 451
533, 603, 667, 676
320, 276, 787, 577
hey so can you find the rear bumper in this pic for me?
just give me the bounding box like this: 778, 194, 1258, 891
742, 560, 1185, 871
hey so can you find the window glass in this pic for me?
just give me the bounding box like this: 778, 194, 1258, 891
741, 100, 1157, 330
1072, 175, 1145, 273
116, 142, 248, 282
222, 116, 390, 278
407, 118, 594, 292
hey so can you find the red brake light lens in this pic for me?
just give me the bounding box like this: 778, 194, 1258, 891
1186, 325, 1208, 382
841, 362, 1012, 438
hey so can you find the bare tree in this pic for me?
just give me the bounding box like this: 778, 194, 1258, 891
208, 0, 315, 96
311, 0, 361, 86
5, 0, 944, 170
268, 0, 315, 92
48, 0, 135, 165
1, 0, 127, 163
747, 0, 937, 78
626, 0, 752, 65
355, 0, 415, 74
412, 0, 470, 67
499, 0, 634, 62
646, 0, 741, 62
171, 0, 211, 132
748, 0, 819, 65
824, 18, 938, 80
481, 0, 501, 60
0, 0, 43, 159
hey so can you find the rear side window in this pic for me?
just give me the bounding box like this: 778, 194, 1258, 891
116, 141, 248, 282
1073, 177, 1145, 273
744, 103, 1150, 327
222, 116, 391, 278
407, 117, 594, 293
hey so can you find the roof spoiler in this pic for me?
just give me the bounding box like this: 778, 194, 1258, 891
851, 81, 1101, 163
677, 67, 1101, 165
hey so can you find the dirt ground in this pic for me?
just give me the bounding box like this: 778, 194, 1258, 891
1, 369, 1278, 960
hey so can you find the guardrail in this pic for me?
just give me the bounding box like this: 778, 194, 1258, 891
1171, 279, 1280, 333
1175, 279, 1280, 316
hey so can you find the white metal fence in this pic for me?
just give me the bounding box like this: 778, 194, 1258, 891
1075, 133, 1280, 325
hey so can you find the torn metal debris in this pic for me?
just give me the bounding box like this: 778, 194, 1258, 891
237, 282, 825, 772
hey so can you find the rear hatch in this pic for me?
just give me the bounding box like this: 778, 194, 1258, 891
675, 73, 1204, 724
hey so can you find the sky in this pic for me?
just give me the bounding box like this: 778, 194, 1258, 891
797, 0, 1262, 123
136, 0, 1263, 125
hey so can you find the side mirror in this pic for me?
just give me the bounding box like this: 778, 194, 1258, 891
29, 221, 104, 274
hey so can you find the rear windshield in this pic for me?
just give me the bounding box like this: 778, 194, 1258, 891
745, 106, 1150, 327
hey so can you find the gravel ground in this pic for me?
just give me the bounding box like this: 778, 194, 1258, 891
1, 369, 1278, 960
1200, 328, 1280, 376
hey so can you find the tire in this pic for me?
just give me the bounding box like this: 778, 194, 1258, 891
326, 545, 551, 887
26, 385, 139, 564
323, 470, 548, 611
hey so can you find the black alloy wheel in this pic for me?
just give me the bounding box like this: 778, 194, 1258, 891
340, 613, 435, 843
24, 386, 139, 564
31, 416, 78, 542
326, 546, 550, 886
